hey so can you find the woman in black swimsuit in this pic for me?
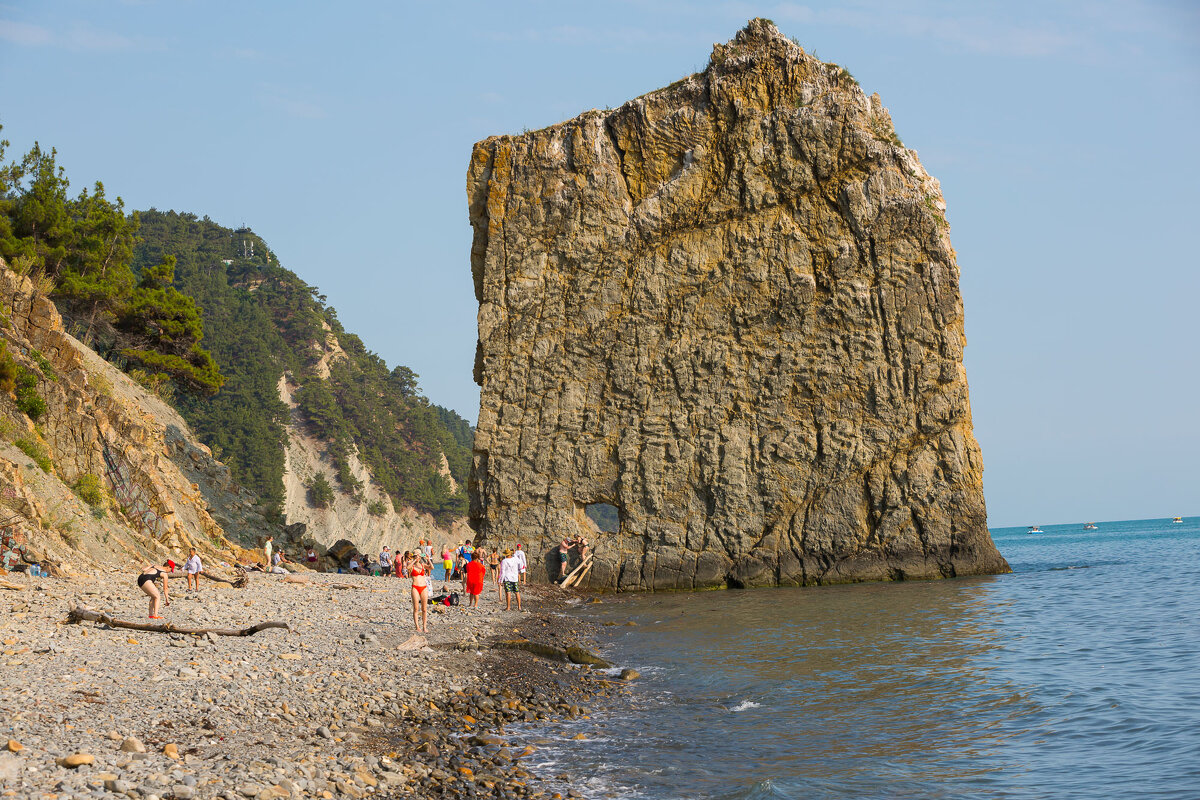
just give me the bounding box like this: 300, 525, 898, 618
487, 547, 502, 600
137, 564, 170, 619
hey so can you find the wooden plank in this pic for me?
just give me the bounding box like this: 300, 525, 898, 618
563, 560, 593, 590
559, 555, 593, 589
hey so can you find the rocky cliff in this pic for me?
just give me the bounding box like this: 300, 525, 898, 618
467, 19, 1009, 589
0, 259, 270, 576
277, 375, 471, 560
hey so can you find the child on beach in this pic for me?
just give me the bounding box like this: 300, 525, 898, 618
185, 548, 202, 591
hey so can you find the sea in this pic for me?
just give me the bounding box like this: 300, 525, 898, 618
510, 517, 1200, 799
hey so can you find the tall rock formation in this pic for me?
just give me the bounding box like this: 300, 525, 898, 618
467, 19, 1009, 589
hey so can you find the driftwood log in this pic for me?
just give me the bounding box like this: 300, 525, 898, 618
0, 579, 23, 591
563, 559, 593, 589
559, 555, 593, 589
160, 567, 247, 588
67, 606, 290, 637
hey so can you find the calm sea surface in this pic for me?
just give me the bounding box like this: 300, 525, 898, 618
512, 517, 1200, 799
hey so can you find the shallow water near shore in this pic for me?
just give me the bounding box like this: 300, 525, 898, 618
517, 517, 1200, 799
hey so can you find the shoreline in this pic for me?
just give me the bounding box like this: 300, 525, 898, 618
0, 567, 625, 800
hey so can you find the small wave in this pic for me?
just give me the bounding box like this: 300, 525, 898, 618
729, 699, 762, 712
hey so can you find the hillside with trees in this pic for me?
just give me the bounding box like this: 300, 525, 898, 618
0, 129, 473, 527
0, 131, 224, 396
133, 210, 472, 524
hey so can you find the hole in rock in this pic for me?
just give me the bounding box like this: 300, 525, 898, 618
584, 503, 620, 533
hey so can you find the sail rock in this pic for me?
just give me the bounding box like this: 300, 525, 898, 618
466, 19, 1009, 589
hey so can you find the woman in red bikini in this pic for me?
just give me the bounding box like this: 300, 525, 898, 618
406, 550, 433, 633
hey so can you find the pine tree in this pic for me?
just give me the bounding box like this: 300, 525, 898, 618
117, 255, 225, 395
2, 143, 72, 278
56, 182, 139, 343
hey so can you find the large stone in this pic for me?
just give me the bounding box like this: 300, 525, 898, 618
58, 752, 95, 768
467, 19, 1009, 589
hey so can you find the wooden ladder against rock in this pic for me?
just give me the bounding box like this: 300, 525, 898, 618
559, 554, 593, 590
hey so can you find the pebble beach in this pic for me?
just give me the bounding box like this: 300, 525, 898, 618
0, 568, 623, 800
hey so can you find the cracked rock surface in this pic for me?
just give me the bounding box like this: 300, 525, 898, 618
467, 19, 1009, 589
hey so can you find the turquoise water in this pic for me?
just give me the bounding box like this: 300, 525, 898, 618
517, 517, 1200, 799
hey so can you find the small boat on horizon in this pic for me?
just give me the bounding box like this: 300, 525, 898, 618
1027, 525, 1044, 533
1173, 516, 1184, 524
1083, 523, 1099, 530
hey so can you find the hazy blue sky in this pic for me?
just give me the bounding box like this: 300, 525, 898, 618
1, 1, 1197, 527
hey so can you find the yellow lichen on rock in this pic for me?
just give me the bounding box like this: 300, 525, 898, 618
467, 19, 1008, 590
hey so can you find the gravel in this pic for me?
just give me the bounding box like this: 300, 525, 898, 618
0, 569, 621, 799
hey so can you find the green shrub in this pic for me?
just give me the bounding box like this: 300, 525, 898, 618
366, 499, 388, 517
90, 372, 113, 399
307, 472, 334, 509
15, 437, 52, 472
30, 350, 57, 382
15, 368, 46, 421
73, 473, 105, 510
128, 368, 174, 403
0, 342, 16, 395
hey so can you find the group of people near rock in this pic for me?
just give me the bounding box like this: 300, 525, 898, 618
555, 535, 590, 581
133, 534, 539, 630
350, 540, 530, 632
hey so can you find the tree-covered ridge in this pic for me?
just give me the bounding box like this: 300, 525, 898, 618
0, 130, 224, 395
132, 210, 472, 524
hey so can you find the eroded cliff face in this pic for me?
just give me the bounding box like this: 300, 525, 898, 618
468, 19, 1009, 589
0, 261, 269, 576
277, 375, 471, 559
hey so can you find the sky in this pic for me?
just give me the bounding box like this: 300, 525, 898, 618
0, 1, 1197, 527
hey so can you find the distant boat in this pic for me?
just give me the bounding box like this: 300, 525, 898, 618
1083, 523, 1098, 531
1027, 526, 1044, 533
1173, 516, 1184, 524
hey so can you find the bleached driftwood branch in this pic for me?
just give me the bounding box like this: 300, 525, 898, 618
67, 606, 289, 637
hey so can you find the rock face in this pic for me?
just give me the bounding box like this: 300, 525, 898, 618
276, 375, 471, 561
467, 19, 1009, 589
0, 259, 268, 573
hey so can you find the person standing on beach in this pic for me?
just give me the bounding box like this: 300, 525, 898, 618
184, 548, 202, 591
441, 544, 454, 582
557, 538, 572, 580
379, 546, 393, 576
465, 552, 486, 608
488, 547, 502, 600
137, 563, 169, 619
515, 543, 527, 584
406, 550, 432, 633
263, 535, 274, 570
499, 549, 522, 612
